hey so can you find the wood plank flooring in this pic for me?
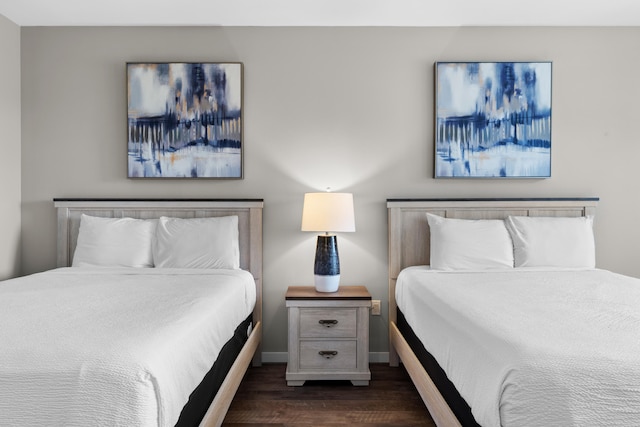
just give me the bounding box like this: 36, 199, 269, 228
223, 363, 436, 426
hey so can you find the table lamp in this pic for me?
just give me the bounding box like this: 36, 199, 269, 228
301, 191, 355, 292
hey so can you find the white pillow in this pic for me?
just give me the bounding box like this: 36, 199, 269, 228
153, 216, 240, 269
427, 213, 514, 270
72, 214, 156, 268
505, 216, 595, 268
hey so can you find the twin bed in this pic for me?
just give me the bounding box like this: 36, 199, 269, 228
388, 198, 640, 427
0, 199, 263, 427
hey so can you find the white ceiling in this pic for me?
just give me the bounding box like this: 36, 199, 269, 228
2, 0, 640, 27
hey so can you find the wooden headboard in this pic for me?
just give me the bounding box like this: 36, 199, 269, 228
387, 198, 599, 334
54, 198, 263, 271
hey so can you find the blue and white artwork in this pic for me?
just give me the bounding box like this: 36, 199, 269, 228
127, 62, 242, 178
435, 62, 552, 178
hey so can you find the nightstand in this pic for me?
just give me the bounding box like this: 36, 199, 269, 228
285, 285, 371, 386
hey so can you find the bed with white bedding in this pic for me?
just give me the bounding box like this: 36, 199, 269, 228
386, 198, 640, 426
0, 199, 263, 427
396, 266, 640, 426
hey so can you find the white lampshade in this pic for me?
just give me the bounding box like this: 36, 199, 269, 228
301, 192, 355, 233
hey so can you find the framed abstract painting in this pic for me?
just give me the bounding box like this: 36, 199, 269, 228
435, 61, 552, 178
127, 62, 243, 179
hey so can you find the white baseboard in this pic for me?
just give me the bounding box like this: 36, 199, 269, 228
262, 352, 389, 364
369, 352, 389, 363
262, 352, 288, 363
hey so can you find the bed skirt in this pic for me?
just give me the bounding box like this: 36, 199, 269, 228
175, 314, 253, 426
397, 309, 480, 427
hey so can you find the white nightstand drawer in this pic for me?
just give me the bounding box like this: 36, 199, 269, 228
299, 340, 357, 370
299, 308, 357, 338
286, 286, 371, 386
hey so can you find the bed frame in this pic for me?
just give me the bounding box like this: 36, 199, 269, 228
387, 198, 599, 427
53, 198, 263, 427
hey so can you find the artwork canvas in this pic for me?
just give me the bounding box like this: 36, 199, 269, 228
127, 62, 243, 178
435, 62, 552, 178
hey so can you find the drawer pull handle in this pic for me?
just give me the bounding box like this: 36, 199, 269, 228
318, 319, 338, 327
319, 350, 338, 359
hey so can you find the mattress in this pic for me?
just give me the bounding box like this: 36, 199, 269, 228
0, 267, 256, 427
396, 266, 640, 427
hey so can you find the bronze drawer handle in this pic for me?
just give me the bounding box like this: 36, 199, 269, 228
319, 350, 338, 359
318, 319, 338, 327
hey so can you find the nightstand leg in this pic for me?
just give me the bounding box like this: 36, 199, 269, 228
287, 380, 306, 386
350, 380, 369, 386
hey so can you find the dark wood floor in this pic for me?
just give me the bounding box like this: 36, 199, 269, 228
223, 363, 436, 426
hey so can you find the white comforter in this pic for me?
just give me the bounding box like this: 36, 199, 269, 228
396, 266, 640, 427
0, 267, 256, 427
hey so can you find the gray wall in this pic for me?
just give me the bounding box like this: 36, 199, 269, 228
0, 14, 21, 280
20, 26, 640, 357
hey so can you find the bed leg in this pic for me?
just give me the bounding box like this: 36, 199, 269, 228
389, 331, 400, 367
252, 342, 262, 367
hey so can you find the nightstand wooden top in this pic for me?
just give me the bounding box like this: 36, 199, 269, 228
286, 285, 371, 300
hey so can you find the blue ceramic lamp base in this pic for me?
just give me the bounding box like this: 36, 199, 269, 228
313, 234, 340, 293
